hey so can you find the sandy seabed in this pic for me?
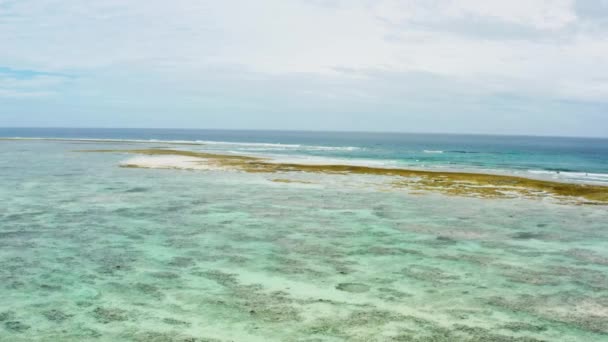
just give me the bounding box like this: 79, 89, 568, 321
1, 140, 607, 341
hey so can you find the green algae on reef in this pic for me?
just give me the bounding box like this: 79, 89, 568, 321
78, 148, 608, 204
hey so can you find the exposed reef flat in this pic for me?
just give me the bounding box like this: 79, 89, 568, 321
78, 149, 608, 204
120, 155, 222, 170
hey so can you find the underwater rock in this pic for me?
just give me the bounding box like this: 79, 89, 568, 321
497, 264, 560, 286
6, 281, 25, 290
76, 328, 102, 338
360, 246, 423, 256
92, 251, 138, 275
512, 232, 544, 240
436, 235, 456, 243
92, 306, 129, 323
0, 311, 15, 321
303, 310, 429, 340
504, 273, 559, 286
348, 310, 407, 325
402, 265, 460, 283
486, 294, 608, 334
168, 257, 195, 268
199, 270, 302, 322
163, 238, 200, 249
125, 187, 149, 193
135, 282, 164, 299
266, 256, 328, 277
76, 301, 94, 307
39, 283, 62, 291
450, 324, 547, 342
149, 271, 181, 279
4, 321, 30, 332
437, 253, 493, 266
501, 322, 548, 332
133, 331, 208, 342
198, 270, 238, 287
335, 282, 371, 293
42, 309, 73, 322
162, 318, 191, 326
376, 287, 413, 300
239, 289, 301, 322
567, 248, 608, 266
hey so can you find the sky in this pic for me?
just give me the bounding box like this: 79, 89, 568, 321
0, 0, 607, 137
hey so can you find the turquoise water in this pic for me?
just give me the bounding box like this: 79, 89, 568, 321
1, 139, 608, 341
2, 128, 608, 184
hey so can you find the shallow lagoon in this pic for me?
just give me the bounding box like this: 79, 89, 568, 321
1, 141, 607, 341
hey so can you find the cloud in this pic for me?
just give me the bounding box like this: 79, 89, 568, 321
0, 67, 71, 98
0, 0, 607, 135
372, 0, 577, 31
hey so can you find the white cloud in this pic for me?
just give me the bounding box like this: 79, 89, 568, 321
0, 88, 55, 98
0, 73, 68, 98
372, 0, 577, 29
0, 0, 607, 133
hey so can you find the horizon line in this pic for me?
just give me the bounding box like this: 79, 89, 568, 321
1, 126, 607, 140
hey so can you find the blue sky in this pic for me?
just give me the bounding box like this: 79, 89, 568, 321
0, 0, 607, 137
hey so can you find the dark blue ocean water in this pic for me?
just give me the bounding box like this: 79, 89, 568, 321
2, 127, 607, 182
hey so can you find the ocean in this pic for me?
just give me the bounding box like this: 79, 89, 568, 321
0, 128, 607, 341
2, 127, 608, 184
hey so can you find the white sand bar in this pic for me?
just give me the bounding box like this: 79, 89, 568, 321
120, 155, 221, 170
